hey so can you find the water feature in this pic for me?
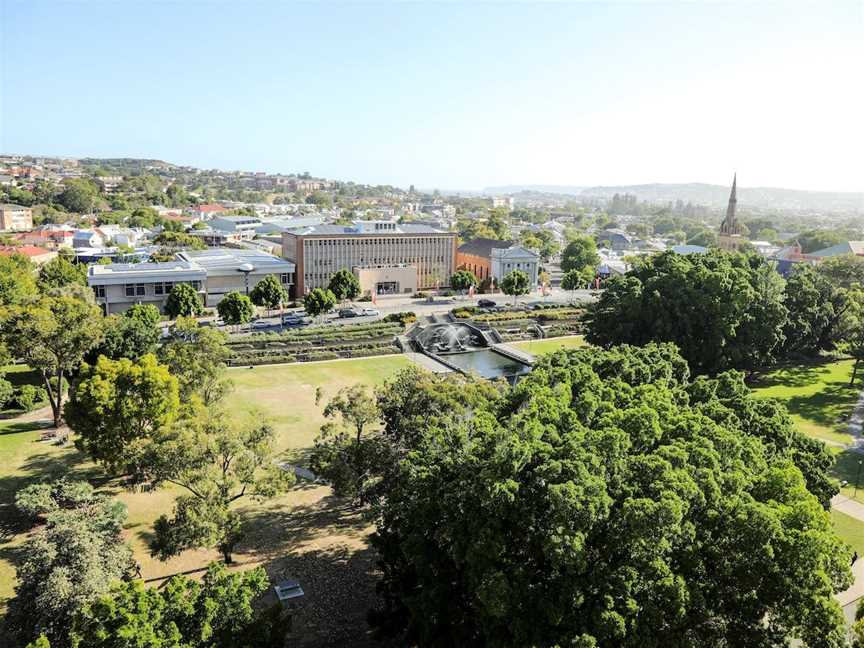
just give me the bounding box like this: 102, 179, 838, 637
409, 321, 531, 381
441, 348, 532, 380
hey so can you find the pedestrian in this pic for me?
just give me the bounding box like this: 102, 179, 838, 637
853, 551, 858, 566
135, 562, 143, 579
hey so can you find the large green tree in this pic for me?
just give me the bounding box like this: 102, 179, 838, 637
66, 354, 180, 474
586, 251, 787, 375
0, 251, 37, 306
69, 563, 286, 648
782, 264, 848, 356
6, 482, 133, 647
304, 287, 337, 319
37, 255, 88, 292
327, 268, 361, 301
148, 413, 293, 563
158, 316, 232, 405
3, 292, 104, 426
58, 178, 100, 213
450, 270, 478, 293
499, 269, 530, 304
560, 234, 600, 273
249, 274, 288, 312
217, 291, 255, 327
369, 344, 849, 647
87, 304, 161, 362
164, 282, 203, 319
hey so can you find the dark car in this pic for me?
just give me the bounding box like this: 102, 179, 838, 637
281, 314, 308, 326
478, 299, 496, 308
338, 308, 361, 318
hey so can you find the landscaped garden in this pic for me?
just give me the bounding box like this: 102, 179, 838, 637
0, 355, 411, 647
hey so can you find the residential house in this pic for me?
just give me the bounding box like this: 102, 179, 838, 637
0, 245, 57, 266
0, 204, 34, 231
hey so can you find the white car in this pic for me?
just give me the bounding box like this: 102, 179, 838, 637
361, 308, 380, 317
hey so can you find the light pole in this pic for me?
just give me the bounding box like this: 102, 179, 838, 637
854, 459, 863, 499
237, 263, 255, 296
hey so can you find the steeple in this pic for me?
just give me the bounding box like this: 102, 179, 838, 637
720, 173, 738, 235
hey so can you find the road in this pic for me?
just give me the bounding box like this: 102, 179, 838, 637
220, 287, 598, 336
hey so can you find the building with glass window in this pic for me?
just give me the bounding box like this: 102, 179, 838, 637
88, 260, 207, 315
281, 220, 456, 296
88, 248, 295, 313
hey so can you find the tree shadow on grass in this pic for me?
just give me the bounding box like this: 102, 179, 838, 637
754, 359, 845, 389
786, 383, 860, 431
832, 449, 864, 486
0, 443, 98, 542
240, 493, 371, 562
255, 543, 398, 648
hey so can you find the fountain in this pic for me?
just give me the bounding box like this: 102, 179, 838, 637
409, 322, 531, 381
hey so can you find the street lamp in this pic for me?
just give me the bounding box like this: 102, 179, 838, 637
854, 459, 863, 498
237, 263, 255, 296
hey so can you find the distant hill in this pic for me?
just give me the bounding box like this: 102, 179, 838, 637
579, 183, 864, 212
483, 185, 587, 196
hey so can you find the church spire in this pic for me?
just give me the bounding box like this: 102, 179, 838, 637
721, 173, 738, 234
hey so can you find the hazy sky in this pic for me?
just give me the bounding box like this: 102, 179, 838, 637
2, 1, 862, 192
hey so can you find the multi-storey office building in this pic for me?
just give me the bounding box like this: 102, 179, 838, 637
282, 221, 456, 296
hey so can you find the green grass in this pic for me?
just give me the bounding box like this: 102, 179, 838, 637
832, 509, 864, 555
751, 358, 858, 447
510, 335, 586, 355
0, 354, 413, 611
224, 355, 411, 455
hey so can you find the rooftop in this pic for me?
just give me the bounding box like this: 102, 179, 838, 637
0, 203, 30, 210
177, 248, 295, 275
88, 260, 206, 284
458, 238, 515, 257
810, 241, 864, 258
285, 220, 450, 236
0, 245, 53, 258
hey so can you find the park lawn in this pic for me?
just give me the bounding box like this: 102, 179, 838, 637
0, 419, 97, 608
223, 355, 411, 458
510, 335, 586, 355
0, 354, 413, 620
751, 358, 858, 447
832, 509, 864, 555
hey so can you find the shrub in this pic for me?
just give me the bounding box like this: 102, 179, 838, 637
413, 291, 429, 299
14, 385, 47, 412
0, 377, 13, 409
383, 311, 417, 325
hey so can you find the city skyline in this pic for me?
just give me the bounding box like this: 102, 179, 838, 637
2, 1, 863, 193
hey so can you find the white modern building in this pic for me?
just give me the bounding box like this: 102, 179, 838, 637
88, 248, 295, 313
89, 260, 207, 315
208, 216, 261, 240
177, 248, 295, 306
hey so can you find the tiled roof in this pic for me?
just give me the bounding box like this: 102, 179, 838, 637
457, 238, 514, 257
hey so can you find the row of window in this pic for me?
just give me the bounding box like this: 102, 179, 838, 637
94, 276, 291, 301
308, 237, 451, 247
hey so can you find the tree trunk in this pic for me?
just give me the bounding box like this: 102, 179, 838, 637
852, 359, 860, 387
41, 368, 62, 428
220, 543, 233, 564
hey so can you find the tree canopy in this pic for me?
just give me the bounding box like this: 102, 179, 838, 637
560, 234, 600, 274
249, 274, 288, 311
68, 563, 286, 648
327, 268, 361, 301
216, 291, 255, 326
164, 282, 203, 319
500, 269, 530, 303
369, 344, 848, 647
37, 255, 88, 292
67, 354, 180, 474
586, 250, 787, 375
450, 270, 478, 293
304, 287, 337, 318
6, 481, 133, 647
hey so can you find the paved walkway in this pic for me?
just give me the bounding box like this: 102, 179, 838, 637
831, 388, 864, 621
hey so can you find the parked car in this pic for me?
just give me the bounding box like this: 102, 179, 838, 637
281, 314, 308, 326
251, 320, 274, 331
478, 299, 497, 308
338, 308, 361, 318
360, 308, 380, 317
